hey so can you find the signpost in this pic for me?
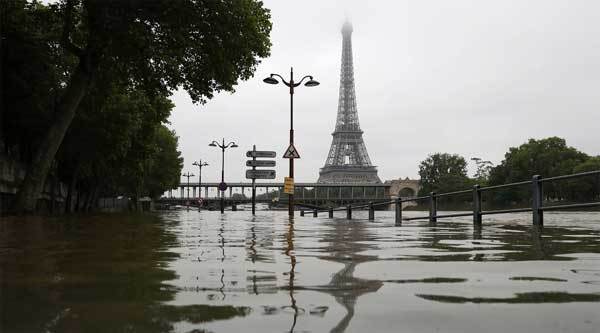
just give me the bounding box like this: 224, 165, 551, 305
246, 160, 276, 167
246, 169, 276, 179
246, 150, 276, 158
246, 145, 276, 215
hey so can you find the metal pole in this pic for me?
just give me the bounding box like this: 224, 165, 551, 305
473, 185, 482, 227
186, 175, 190, 210
197, 163, 205, 198
289, 67, 295, 217
395, 197, 402, 226
221, 139, 225, 214
429, 192, 437, 223
532, 175, 543, 226
252, 145, 256, 215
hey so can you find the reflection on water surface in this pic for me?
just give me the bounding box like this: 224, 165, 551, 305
1, 211, 600, 332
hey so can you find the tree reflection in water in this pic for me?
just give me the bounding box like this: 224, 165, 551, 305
0, 215, 249, 332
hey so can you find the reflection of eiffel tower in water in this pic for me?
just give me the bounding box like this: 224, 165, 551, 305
323, 222, 382, 333
318, 21, 381, 184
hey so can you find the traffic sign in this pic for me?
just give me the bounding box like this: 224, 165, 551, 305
283, 144, 300, 159
246, 150, 276, 158
246, 160, 276, 167
218, 182, 228, 191
284, 177, 294, 194
246, 169, 276, 179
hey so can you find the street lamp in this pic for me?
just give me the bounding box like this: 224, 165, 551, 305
263, 67, 319, 217
182, 171, 195, 209
192, 160, 209, 201
209, 138, 238, 213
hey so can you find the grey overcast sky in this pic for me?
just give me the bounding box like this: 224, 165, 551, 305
168, 0, 600, 184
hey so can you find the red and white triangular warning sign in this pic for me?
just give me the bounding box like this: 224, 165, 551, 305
283, 144, 300, 159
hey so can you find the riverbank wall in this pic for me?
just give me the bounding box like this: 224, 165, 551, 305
0, 153, 68, 215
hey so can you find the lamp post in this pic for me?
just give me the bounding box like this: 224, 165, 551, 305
263, 67, 319, 216
192, 160, 209, 199
182, 171, 195, 209
209, 138, 238, 213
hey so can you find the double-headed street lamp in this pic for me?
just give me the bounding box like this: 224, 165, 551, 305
263, 67, 319, 217
209, 138, 238, 213
192, 160, 209, 199
181, 171, 195, 209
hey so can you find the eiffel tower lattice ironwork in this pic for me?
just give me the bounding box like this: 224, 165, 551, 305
318, 21, 381, 184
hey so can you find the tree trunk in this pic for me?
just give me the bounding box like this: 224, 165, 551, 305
65, 164, 79, 214
12, 64, 92, 214
75, 185, 81, 212
83, 189, 91, 212
86, 184, 100, 212
50, 170, 57, 215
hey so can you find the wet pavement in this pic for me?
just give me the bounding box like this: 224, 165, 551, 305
1, 210, 600, 332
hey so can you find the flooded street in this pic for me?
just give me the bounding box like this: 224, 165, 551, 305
2, 210, 600, 332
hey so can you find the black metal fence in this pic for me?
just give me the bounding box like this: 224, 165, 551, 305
301, 170, 600, 226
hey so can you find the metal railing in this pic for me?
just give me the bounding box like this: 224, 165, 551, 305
301, 170, 600, 226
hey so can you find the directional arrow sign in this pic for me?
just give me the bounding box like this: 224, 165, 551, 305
246, 169, 276, 180
246, 151, 276, 158
246, 160, 276, 167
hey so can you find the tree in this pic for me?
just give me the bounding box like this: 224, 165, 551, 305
418, 153, 471, 196
11, 0, 272, 213
471, 157, 494, 185
57, 81, 180, 212
488, 137, 589, 204
564, 157, 600, 202
144, 127, 184, 200
1, 1, 73, 159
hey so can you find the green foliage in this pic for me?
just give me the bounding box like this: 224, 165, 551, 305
418, 153, 472, 196
2, 0, 272, 213
70, 0, 273, 104
1, 1, 74, 157
563, 157, 600, 201
489, 137, 588, 185
471, 158, 493, 185
142, 126, 184, 199
489, 137, 589, 204
59, 85, 183, 204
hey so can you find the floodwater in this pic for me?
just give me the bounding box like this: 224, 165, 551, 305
1, 210, 600, 333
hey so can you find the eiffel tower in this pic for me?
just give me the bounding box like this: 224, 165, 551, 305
318, 21, 381, 184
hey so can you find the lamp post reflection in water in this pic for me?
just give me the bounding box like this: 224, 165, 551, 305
284, 220, 300, 331
219, 217, 226, 300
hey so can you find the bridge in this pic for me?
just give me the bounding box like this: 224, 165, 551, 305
157, 179, 420, 209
